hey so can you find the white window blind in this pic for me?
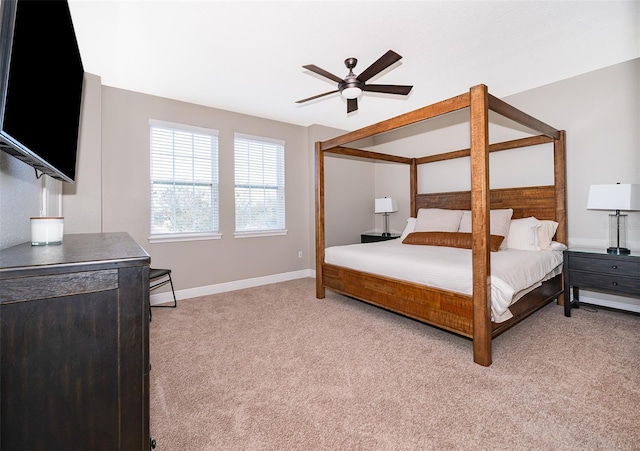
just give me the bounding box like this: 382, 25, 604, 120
234, 134, 285, 234
150, 122, 219, 238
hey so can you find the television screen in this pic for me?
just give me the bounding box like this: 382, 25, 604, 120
0, 0, 84, 183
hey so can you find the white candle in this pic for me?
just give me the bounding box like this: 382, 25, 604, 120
31, 217, 64, 245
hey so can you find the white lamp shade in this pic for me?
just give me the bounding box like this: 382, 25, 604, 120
587, 184, 640, 211
375, 197, 398, 213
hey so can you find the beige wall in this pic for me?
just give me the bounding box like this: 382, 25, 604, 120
63, 72, 103, 233
96, 86, 315, 290
323, 156, 376, 246
505, 58, 640, 250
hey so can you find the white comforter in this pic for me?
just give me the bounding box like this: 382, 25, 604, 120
324, 240, 564, 323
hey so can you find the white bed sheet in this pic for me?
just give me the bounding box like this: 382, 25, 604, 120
324, 240, 564, 323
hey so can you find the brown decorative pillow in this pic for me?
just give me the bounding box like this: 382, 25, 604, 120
402, 231, 504, 252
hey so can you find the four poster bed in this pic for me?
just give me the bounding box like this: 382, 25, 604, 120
315, 84, 567, 366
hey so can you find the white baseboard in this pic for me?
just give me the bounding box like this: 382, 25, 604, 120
576, 295, 640, 314
150, 269, 316, 306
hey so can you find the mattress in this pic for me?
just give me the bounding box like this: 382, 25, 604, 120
324, 240, 564, 323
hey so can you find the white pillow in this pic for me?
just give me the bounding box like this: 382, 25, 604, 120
458, 209, 514, 249
506, 217, 541, 251
537, 220, 559, 250
400, 217, 417, 241
548, 241, 567, 251
414, 208, 463, 232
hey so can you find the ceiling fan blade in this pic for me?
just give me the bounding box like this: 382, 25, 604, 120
296, 90, 339, 103
363, 84, 413, 95
347, 98, 358, 113
357, 50, 403, 83
302, 64, 344, 83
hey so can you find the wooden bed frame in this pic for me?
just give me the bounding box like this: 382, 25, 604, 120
315, 84, 567, 366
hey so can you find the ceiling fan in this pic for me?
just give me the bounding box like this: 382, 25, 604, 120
296, 50, 413, 113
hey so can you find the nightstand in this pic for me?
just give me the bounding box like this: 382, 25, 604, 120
563, 247, 640, 317
361, 233, 401, 243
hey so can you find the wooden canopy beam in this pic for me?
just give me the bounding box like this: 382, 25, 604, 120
326, 146, 413, 164
415, 135, 554, 165
488, 94, 561, 140
320, 92, 470, 151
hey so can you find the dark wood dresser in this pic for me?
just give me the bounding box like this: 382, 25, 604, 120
0, 232, 151, 450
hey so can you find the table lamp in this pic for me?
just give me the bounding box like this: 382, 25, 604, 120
375, 197, 398, 237
587, 183, 640, 255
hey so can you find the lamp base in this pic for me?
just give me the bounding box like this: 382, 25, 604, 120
607, 246, 630, 255
382, 232, 391, 237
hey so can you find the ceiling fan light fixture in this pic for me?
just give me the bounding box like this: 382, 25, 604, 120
297, 50, 412, 113
341, 86, 362, 99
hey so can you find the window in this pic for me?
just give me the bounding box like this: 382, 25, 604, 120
234, 133, 286, 236
150, 121, 219, 242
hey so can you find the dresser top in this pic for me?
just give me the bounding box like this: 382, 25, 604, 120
0, 232, 150, 274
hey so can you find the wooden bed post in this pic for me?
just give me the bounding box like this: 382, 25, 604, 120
315, 142, 326, 299
554, 130, 567, 305
554, 130, 567, 246
410, 159, 418, 217
470, 84, 492, 367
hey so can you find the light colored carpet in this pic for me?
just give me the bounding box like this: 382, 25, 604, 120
149, 278, 640, 450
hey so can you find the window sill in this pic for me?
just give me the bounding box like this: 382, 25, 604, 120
234, 230, 288, 239
148, 232, 222, 244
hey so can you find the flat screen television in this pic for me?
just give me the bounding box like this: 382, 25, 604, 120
0, 0, 84, 183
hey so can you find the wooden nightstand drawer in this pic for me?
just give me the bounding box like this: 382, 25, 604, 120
569, 255, 640, 276
569, 269, 640, 297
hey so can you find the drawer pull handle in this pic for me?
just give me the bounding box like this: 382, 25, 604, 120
611, 265, 618, 270
612, 282, 618, 286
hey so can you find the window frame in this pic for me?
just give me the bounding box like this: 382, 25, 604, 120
148, 119, 221, 244
233, 133, 287, 238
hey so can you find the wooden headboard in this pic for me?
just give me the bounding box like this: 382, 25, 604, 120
415, 184, 565, 242
415, 185, 557, 219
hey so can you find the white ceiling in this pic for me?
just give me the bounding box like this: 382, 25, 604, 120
68, 0, 639, 131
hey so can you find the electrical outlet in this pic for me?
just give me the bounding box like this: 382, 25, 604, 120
298, 251, 303, 259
